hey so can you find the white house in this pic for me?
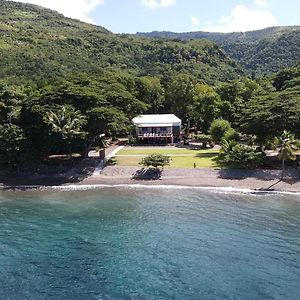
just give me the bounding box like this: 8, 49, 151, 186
132, 114, 182, 144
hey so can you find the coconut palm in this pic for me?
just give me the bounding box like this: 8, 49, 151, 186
45, 106, 86, 157
276, 130, 299, 180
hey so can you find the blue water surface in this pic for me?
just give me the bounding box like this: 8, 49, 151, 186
0, 187, 299, 299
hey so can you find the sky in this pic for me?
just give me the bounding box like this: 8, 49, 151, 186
11, 0, 300, 33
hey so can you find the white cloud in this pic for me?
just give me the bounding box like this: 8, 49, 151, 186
141, 0, 176, 10
254, 0, 270, 8
160, 0, 176, 7
202, 5, 279, 32
11, 0, 105, 23
191, 16, 200, 27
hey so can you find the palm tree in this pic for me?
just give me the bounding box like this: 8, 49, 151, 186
45, 106, 86, 158
276, 130, 299, 180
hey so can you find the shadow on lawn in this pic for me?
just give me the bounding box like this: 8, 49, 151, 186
195, 152, 219, 158
132, 168, 162, 180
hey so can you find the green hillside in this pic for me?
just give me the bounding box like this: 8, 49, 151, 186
0, 0, 299, 171
137, 26, 300, 74
0, 0, 241, 86
223, 30, 300, 74
136, 26, 300, 44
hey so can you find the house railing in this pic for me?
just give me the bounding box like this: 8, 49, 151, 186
138, 133, 173, 138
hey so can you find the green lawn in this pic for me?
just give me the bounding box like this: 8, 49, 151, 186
112, 148, 220, 168
118, 148, 217, 155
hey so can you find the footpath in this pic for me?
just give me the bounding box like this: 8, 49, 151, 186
92, 144, 124, 175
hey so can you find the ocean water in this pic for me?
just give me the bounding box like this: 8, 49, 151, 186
0, 186, 299, 300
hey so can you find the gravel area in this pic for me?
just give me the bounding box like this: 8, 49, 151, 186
82, 166, 300, 192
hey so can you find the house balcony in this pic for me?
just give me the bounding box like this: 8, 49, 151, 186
137, 132, 173, 138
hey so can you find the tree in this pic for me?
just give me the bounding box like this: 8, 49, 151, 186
165, 74, 196, 123
0, 85, 24, 125
273, 67, 300, 91
209, 119, 232, 144
240, 89, 300, 147
44, 106, 86, 157
136, 76, 165, 113
84, 106, 128, 157
87, 106, 128, 138
192, 83, 221, 132
140, 153, 170, 169
0, 124, 27, 169
105, 84, 149, 118
276, 130, 299, 180
216, 79, 261, 126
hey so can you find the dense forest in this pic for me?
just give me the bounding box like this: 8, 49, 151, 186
0, 0, 299, 171
0, 0, 241, 86
137, 26, 300, 74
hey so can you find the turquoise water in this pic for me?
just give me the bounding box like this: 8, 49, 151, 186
0, 187, 299, 299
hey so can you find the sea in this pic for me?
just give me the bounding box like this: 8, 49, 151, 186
0, 185, 299, 299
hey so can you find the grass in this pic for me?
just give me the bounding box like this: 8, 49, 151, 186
118, 148, 218, 155
112, 148, 220, 168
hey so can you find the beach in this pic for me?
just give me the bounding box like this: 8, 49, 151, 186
1, 165, 300, 192
85, 166, 300, 192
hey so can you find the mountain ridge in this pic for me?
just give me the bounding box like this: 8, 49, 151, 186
136, 26, 300, 43
136, 26, 300, 74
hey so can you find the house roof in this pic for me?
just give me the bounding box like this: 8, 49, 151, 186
132, 114, 181, 126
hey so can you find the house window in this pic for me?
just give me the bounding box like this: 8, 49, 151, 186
141, 127, 148, 132
160, 127, 167, 131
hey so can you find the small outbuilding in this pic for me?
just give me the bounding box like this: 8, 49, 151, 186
132, 114, 182, 144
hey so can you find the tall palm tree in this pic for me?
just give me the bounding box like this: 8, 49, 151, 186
277, 130, 299, 180
45, 106, 86, 157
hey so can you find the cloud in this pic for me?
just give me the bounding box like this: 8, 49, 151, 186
254, 0, 270, 8
191, 16, 200, 30
202, 5, 279, 32
11, 0, 105, 23
141, 0, 176, 10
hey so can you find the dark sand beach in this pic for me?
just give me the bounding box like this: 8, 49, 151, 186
85, 166, 300, 192
1, 166, 300, 192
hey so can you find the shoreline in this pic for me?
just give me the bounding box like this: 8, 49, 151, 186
1, 166, 300, 193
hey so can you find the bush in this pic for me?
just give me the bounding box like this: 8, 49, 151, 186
224, 128, 239, 142
140, 153, 170, 169
209, 119, 231, 144
195, 134, 213, 148
219, 141, 264, 168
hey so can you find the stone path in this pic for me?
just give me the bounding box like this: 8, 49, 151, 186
92, 145, 124, 175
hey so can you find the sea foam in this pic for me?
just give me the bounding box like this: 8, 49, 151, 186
3, 184, 300, 196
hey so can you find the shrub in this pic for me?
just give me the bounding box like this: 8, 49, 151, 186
209, 119, 231, 144
195, 134, 213, 148
219, 141, 264, 168
140, 153, 170, 169
224, 128, 239, 142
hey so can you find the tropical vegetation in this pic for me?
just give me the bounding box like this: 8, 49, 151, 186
0, 0, 299, 172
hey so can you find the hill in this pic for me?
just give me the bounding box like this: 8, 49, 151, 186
136, 26, 300, 74
0, 0, 242, 86
136, 26, 300, 43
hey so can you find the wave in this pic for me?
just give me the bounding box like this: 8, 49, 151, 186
3, 184, 300, 196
